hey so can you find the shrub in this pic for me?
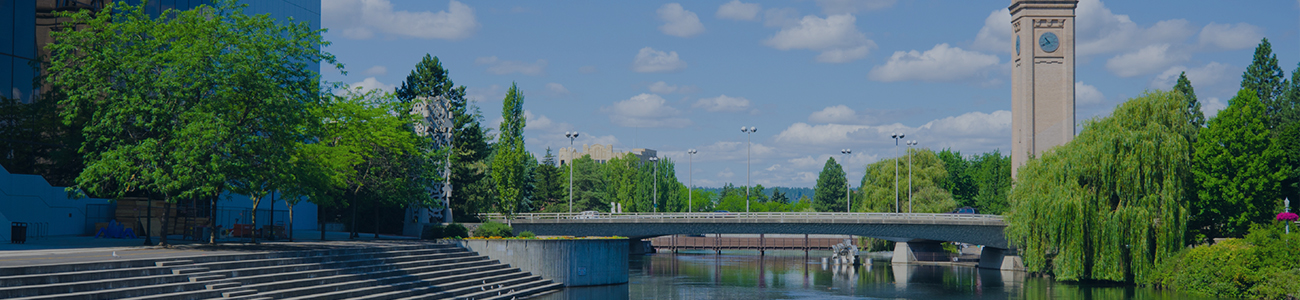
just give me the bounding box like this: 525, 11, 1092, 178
1146, 223, 1300, 299
444, 223, 469, 239
473, 222, 513, 238
518, 231, 536, 238
421, 224, 445, 240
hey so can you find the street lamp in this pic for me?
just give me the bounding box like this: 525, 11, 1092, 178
688, 149, 697, 212
565, 131, 579, 213
650, 156, 660, 213
841, 149, 851, 212
741, 126, 757, 213
890, 133, 904, 213
906, 140, 918, 213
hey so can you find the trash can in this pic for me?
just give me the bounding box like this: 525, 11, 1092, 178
11, 222, 27, 244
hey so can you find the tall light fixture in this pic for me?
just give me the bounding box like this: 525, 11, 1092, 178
741, 126, 757, 213
688, 149, 697, 212
906, 140, 918, 213
650, 156, 660, 213
565, 131, 579, 213
841, 149, 852, 213
890, 133, 904, 213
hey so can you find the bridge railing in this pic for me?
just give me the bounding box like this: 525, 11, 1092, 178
482, 212, 1003, 222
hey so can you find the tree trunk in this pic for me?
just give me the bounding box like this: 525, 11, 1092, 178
250, 195, 260, 244
374, 199, 380, 239
350, 192, 358, 239
210, 195, 218, 244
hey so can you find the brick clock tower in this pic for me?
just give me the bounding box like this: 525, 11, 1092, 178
1010, 0, 1077, 178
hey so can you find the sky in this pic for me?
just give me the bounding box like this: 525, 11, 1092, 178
319, 0, 1300, 188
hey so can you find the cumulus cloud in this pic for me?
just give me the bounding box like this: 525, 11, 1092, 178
545, 83, 569, 95
350, 77, 395, 93
693, 95, 752, 113
868, 44, 1000, 82
973, 9, 1013, 54
1198, 22, 1264, 50
699, 141, 775, 161
648, 81, 678, 94
475, 56, 547, 76
809, 105, 860, 124
775, 123, 875, 145
1104, 44, 1189, 77
1149, 62, 1234, 91
658, 3, 705, 37
323, 0, 478, 40
763, 8, 800, 28
466, 84, 503, 103
814, 0, 895, 15
1075, 82, 1105, 105
763, 14, 876, 63
1203, 97, 1226, 117
632, 47, 688, 73
361, 65, 387, 76
603, 93, 690, 128
774, 110, 1012, 154
1074, 0, 1195, 56
716, 0, 760, 21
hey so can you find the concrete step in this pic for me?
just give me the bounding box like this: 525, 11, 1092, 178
189, 274, 227, 282
294, 266, 535, 300
156, 260, 194, 267
0, 273, 192, 299
222, 255, 492, 288
481, 281, 565, 300
0, 242, 442, 277
269, 265, 522, 300
436, 273, 540, 299
0, 266, 177, 287
222, 289, 257, 298
193, 246, 465, 274
206, 282, 241, 290
411, 271, 535, 300
173, 267, 210, 275
449, 274, 546, 300
5, 279, 215, 300
211, 250, 477, 281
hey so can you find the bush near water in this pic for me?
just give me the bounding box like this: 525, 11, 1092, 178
1145, 223, 1300, 299
473, 221, 514, 238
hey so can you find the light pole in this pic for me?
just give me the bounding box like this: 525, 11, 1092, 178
906, 140, 918, 213
741, 127, 757, 213
841, 149, 851, 212
890, 133, 904, 213
1286, 198, 1292, 234
650, 156, 659, 213
688, 149, 697, 212
565, 131, 579, 213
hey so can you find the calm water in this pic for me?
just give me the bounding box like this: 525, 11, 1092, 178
535, 250, 1222, 300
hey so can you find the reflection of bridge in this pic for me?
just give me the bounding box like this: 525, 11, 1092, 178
484, 212, 1023, 270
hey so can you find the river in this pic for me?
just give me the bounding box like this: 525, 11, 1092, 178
534, 250, 1222, 300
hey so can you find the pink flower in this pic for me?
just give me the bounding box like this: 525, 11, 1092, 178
1278, 212, 1299, 222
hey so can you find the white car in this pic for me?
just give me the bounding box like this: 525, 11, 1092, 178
575, 211, 600, 219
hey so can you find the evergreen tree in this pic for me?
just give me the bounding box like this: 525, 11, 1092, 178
937, 149, 974, 207
532, 148, 565, 212
1241, 38, 1288, 126
560, 155, 608, 212
770, 187, 789, 203
1174, 71, 1206, 129
749, 184, 769, 203
492, 83, 528, 216
1193, 89, 1290, 239
814, 157, 848, 212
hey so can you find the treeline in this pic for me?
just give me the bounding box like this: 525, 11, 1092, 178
805, 148, 1013, 215
1006, 38, 1300, 299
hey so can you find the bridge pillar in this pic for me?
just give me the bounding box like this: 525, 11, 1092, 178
977, 247, 1025, 271
890, 241, 946, 264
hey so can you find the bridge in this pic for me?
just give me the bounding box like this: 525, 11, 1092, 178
484, 212, 1023, 270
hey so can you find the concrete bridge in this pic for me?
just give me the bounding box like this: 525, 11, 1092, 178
484, 212, 1023, 270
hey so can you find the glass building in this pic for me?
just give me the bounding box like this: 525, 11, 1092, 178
1, 0, 320, 103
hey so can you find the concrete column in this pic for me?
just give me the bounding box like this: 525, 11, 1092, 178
977, 247, 1025, 271
890, 241, 946, 264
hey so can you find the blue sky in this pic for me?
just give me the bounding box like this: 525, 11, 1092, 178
320, 0, 1300, 188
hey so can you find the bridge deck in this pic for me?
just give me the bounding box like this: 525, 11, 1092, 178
488, 212, 1004, 226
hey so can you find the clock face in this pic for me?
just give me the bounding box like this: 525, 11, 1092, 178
1016, 35, 1021, 56
1039, 32, 1059, 53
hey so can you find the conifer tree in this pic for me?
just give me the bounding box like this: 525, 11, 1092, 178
1241, 38, 1288, 126
1174, 72, 1206, 129
814, 157, 847, 212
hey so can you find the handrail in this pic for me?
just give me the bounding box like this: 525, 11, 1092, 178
482, 212, 1003, 222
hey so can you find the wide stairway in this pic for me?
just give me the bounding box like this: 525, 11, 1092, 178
0, 242, 561, 300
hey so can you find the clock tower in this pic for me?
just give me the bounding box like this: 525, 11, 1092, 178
1010, 0, 1077, 178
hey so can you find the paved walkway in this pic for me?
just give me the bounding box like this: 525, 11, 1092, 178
0, 230, 420, 267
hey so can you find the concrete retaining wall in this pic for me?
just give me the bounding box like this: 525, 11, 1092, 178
456, 239, 628, 287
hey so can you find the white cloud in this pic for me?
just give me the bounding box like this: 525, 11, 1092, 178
763, 8, 800, 28
716, 0, 760, 21
972, 9, 1013, 54
475, 56, 547, 76
648, 81, 678, 94
773, 110, 1012, 155
603, 94, 690, 128
466, 84, 504, 103
809, 105, 861, 124
1075, 82, 1105, 105
632, 47, 688, 73
546, 83, 569, 95
775, 123, 875, 145
658, 3, 705, 37
1149, 62, 1233, 91
1074, 0, 1195, 56
814, 0, 895, 15
867, 44, 1000, 82
1104, 44, 1189, 77
698, 141, 776, 161
1198, 22, 1263, 50
523, 110, 571, 133
350, 77, 395, 93
718, 168, 735, 179
361, 65, 387, 76
1203, 97, 1226, 118
693, 95, 752, 113
764, 14, 877, 63
323, 0, 478, 40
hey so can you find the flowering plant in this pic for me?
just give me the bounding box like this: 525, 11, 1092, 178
1277, 212, 1299, 222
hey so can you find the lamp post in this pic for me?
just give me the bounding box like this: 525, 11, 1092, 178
841, 149, 851, 212
1286, 198, 1292, 234
688, 149, 697, 212
650, 156, 659, 213
906, 140, 918, 213
565, 131, 579, 213
741, 126, 757, 213
890, 133, 904, 213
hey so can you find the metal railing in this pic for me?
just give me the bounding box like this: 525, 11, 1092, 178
483, 212, 1003, 222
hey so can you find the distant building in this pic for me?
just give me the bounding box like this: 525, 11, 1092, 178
558, 144, 657, 166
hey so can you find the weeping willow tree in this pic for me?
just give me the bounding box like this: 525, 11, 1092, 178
1006, 90, 1194, 283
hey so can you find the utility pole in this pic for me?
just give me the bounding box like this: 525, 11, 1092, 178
565, 131, 579, 213
891, 133, 904, 213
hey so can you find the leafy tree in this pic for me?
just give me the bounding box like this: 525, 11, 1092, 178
855, 149, 957, 214
1242, 38, 1289, 126
1174, 72, 1206, 129
749, 184, 769, 203
937, 149, 974, 207
1193, 89, 1290, 239
814, 157, 848, 212
968, 150, 1012, 214
603, 153, 641, 211
716, 193, 748, 212
560, 155, 608, 212
648, 157, 681, 212
791, 196, 814, 212
1007, 90, 1194, 282
676, 186, 714, 212
492, 83, 527, 217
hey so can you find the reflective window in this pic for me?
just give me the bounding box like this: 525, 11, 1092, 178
14, 0, 34, 60
1, 0, 14, 57
1, 57, 12, 101
13, 57, 32, 102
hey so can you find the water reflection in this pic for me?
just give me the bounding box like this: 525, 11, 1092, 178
534, 250, 1221, 300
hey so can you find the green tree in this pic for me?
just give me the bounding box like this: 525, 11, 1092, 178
770, 187, 789, 204
1193, 89, 1291, 239
749, 184, 769, 203
1241, 38, 1288, 126
492, 83, 527, 217
968, 150, 1012, 214
561, 155, 608, 212
937, 149, 974, 207
1006, 90, 1194, 282
855, 149, 957, 214
603, 153, 641, 211
1174, 72, 1206, 129
814, 157, 847, 212
531, 148, 565, 212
